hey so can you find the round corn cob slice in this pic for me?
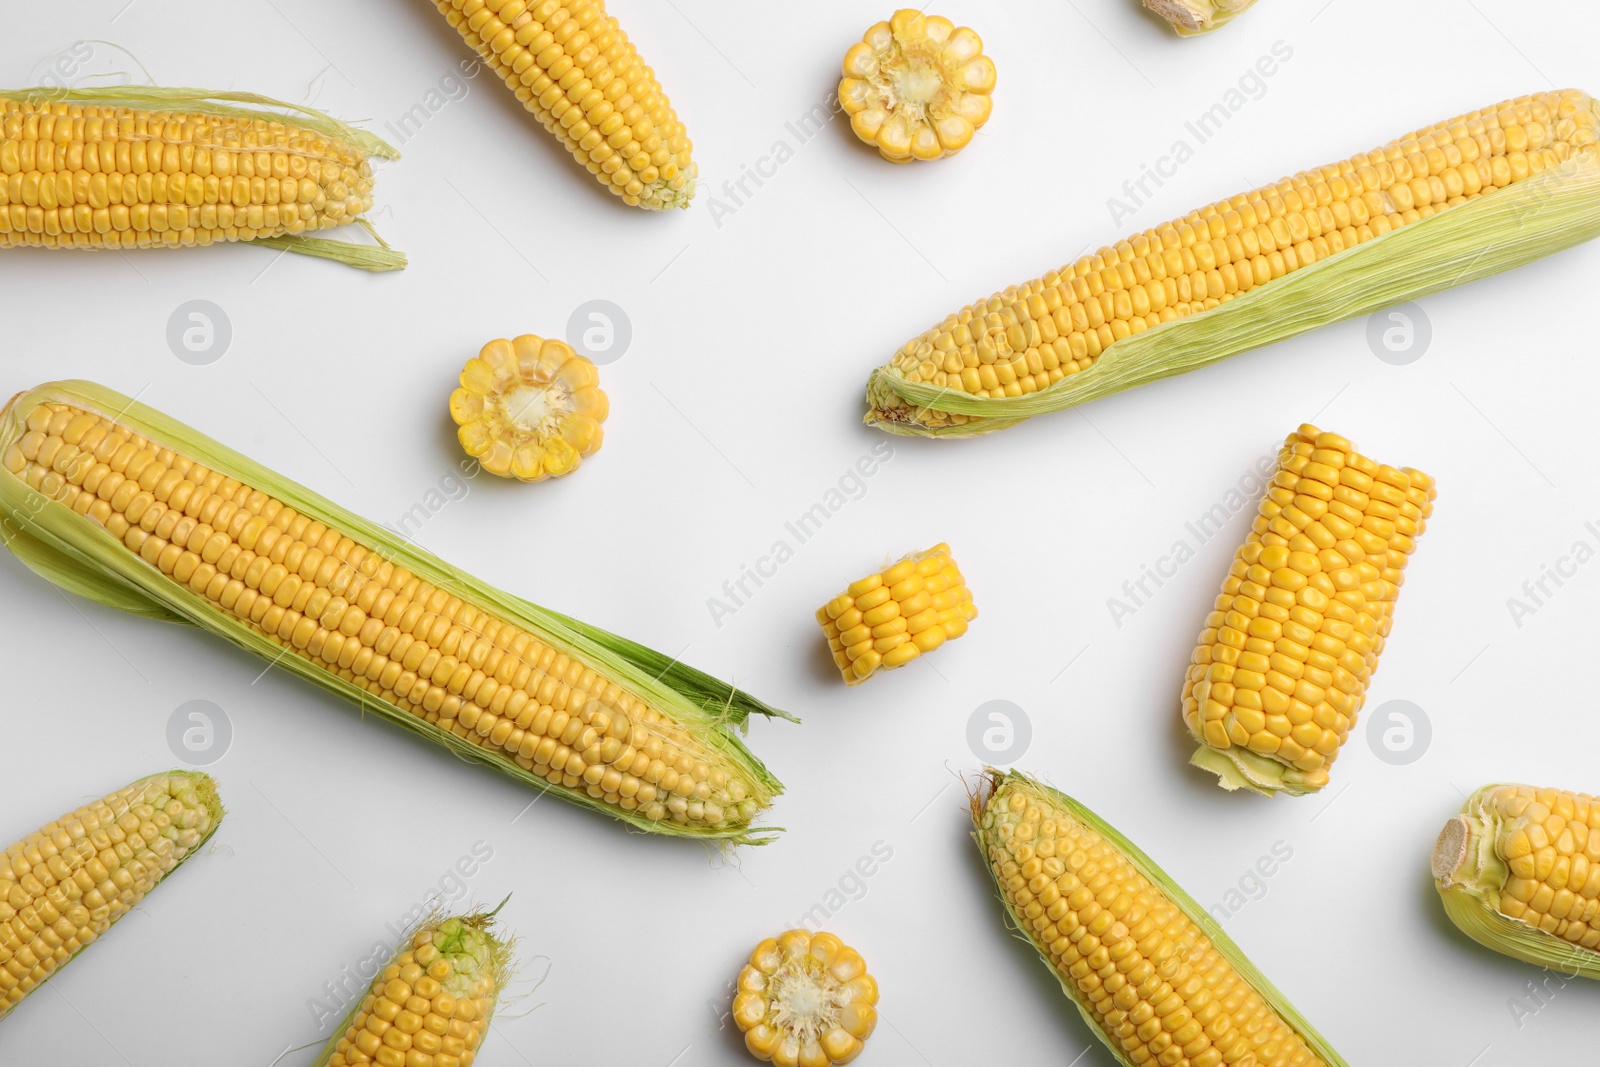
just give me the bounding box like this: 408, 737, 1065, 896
314, 911, 512, 1067
839, 10, 995, 163
450, 334, 609, 482
865, 89, 1600, 436
972, 770, 1348, 1067
0, 381, 787, 842
433, 0, 697, 210
1183, 425, 1435, 796
732, 929, 878, 1066
1144, 0, 1258, 36
816, 542, 976, 685
1434, 783, 1600, 979
0, 771, 224, 1020
0, 86, 403, 271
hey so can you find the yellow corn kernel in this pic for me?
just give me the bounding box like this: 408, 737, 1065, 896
450, 334, 609, 482
733, 929, 878, 1066
816, 543, 976, 685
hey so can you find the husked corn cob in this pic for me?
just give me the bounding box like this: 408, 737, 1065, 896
816, 543, 976, 684
866, 90, 1600, 436
315, 911, 511, 1067
0, 86, 403, 271
1144, 0, 1258, 35
0, 381, 786, 842
1184, 426, 1434, 796
434, 0, 696, 210
733, 929, 879, 1066
972, 770, 1348, 1067
1435, 784, 1600, 979
0, 771, 223, 1019
450, 334, 608, 482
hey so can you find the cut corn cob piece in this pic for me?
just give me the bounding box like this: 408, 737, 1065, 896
1144, 0, 1258, 35
865, 89, 1600, 436
0, 771, 223, 1020
450, 334, 608, 482
839, 10, 995, 164
1434, 783, 1600, 979
972, 770, 1348, 1067
434, 0, 696, 210
0, 381, 787, 842
816, 542, 976, 684
314, 910, 512, 1067
0, 86, 404, 271
733, 929, 878, 1066
1183, 426, 1434, 796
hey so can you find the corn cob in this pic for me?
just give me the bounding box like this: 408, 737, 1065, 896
865, 90, 1600, 436
433, 0, 696, 210
314, 910, 511, 1067
972, 770, 1348, 1067
839, 10, 996, 164
0, 771, 223, 1020
816, 543, 976, 685
733, 929, 879, 1066
1184, 426, 1434, 796
0, 381, 787, 842
1435, 784, 1600, 979
1144, 0, 1258, 35
449, 334, 608, 482
0, 86, 403, 271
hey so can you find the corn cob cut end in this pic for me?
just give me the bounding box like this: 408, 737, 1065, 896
450, 334, 609, 482
1143, 0, 1257, 35
816, 542, 976, 684
733, 929, 879, 1065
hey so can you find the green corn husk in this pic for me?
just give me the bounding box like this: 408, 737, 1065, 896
1434, 784, 1600, 980
865, 99, 1600, 438
311, 908, 514, 1067
0, 86, 405, 272
971, 769, 1349, 1067
1143, 0, 1258, 35
0, 381, 789, 843
0, 770, 224, 1020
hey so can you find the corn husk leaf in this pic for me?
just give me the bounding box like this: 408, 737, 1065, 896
971, 769, 1349, 1067
1188, 741, 1314, 798
1143, 0, 1258, 35
1434, 784, 1600, 980
0, 86, 405, 272
869, 149, 1600, 437
0, 381, 787, 843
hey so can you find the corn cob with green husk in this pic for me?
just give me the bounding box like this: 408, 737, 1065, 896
1144, 0, 1257, 35
0, 771, 223, 1020
1434, 784, 1600, 979
0, 381, 787, 842
866, 90, 1600, 437
0, 86, 403, 270
313, 910, 512, 1067
972, 770, 1348, 1067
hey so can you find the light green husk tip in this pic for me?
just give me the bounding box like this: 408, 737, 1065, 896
969, 769, 1349, 1067
1433, 785, 1600, 980
1188, 743, 1317, 798
1143, 0, 1258, 35
0, 85, 405, 272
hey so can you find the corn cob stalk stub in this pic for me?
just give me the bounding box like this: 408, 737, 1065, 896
0, 771, 224, 1019
839, 10, 995, 164
1144, 0, 1258, 35
450, 335, 609, 482
314, 911, 513, 1067
0, 86, 404, 271
0, 381, 786, 842
866, 90, 1600, 436
1434, 784, 1600, 980
816, 543, 976, 685
971, 770, 1348, 1067
733, 929, 879, 1065
435, 0, 697, 210
1184, 426, 1434, 797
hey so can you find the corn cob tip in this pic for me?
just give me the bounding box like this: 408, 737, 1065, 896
1432, 814, 1471, 882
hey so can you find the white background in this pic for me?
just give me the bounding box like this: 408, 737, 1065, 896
2, 1, 1598, 1064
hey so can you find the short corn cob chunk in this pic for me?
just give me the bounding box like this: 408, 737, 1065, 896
865, 90, 1600, 436
450, 334, 609, 482
839, 10, 996, 163
1184, 426, 1435, 796
816, 543, 976, 685
1434, 784, 1600, 980
315, 912, 511, 1067
434, 0, 696, 210
733, 929, 879, 1066
972, 770, 1348, 1067
1144, 0, 1258, 35
0, 382, 786, 842
0, 771, 223, 1020
0, 86, 403, 271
